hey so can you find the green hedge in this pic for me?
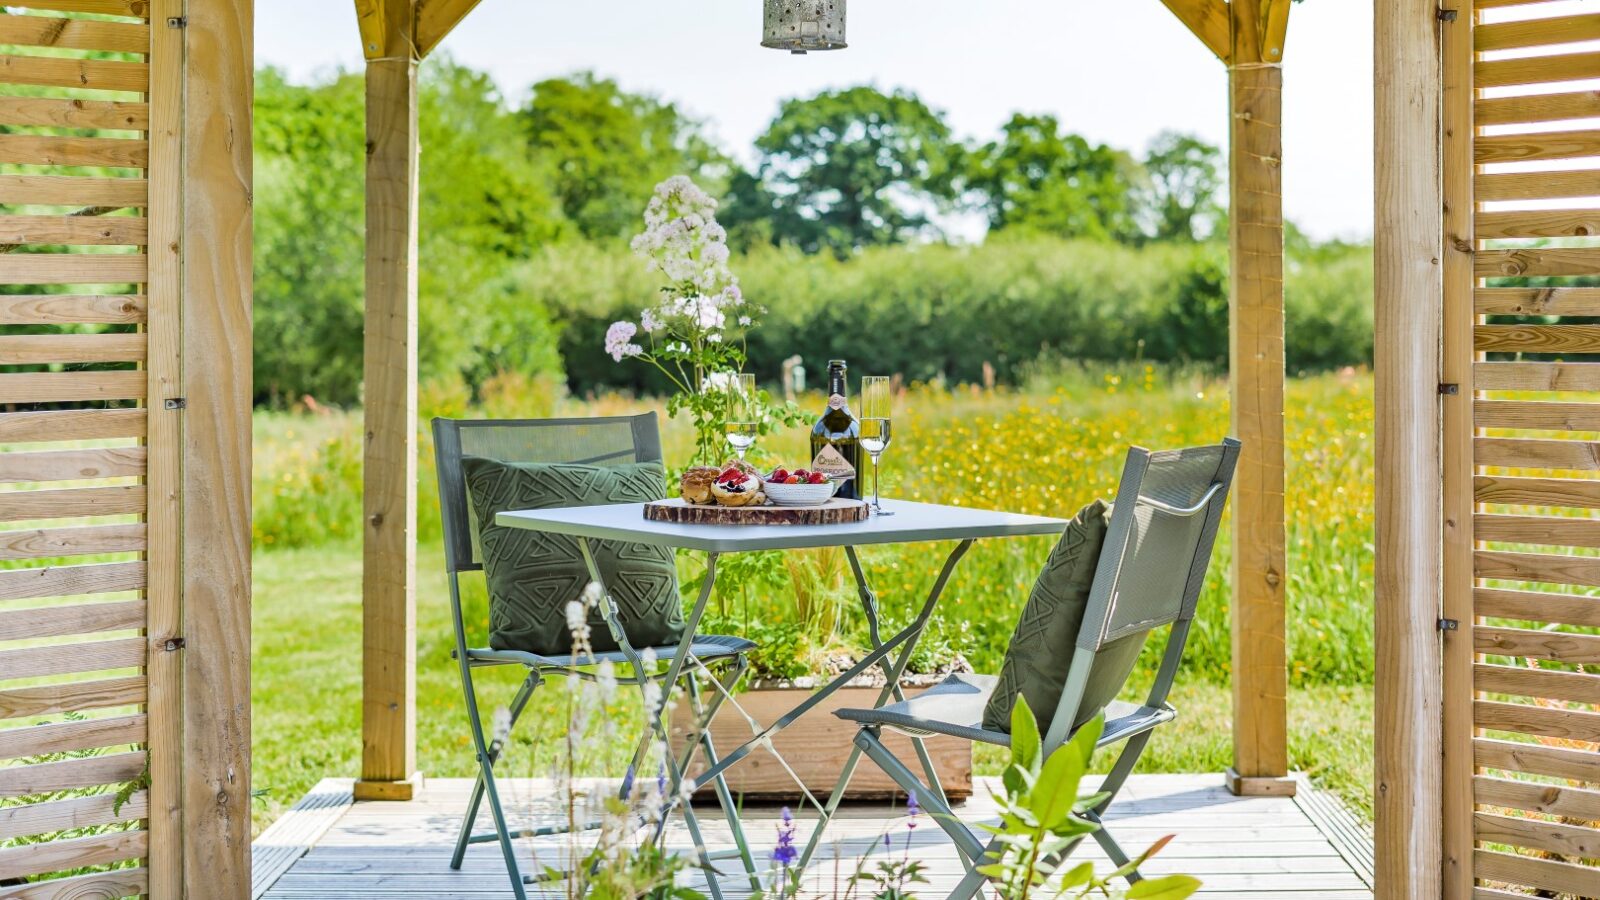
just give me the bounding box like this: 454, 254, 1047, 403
539, 236, 1374, 395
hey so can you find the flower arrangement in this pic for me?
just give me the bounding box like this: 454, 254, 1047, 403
608, 176, 803, 467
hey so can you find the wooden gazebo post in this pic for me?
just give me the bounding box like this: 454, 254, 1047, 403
353, 0, 482, 802
1159, 0, 1296, 796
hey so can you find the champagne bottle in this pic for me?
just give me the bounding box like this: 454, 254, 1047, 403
810, 359, 862, 500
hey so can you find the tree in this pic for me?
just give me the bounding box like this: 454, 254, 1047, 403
730, 86, 960, 257
967, 113, 1142, 243
519, 73, 728, 241
1141, 131, 1224, 243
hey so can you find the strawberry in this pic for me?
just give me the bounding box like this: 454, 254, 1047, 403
807, 472, 827, 485
795, 469, 810, 479
786, 475, 803, 484
771, 468, 789, 482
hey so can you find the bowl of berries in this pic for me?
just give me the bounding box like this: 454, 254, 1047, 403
762, 467, 839, 506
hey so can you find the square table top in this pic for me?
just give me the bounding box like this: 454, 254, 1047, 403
495, 498, 1068, 553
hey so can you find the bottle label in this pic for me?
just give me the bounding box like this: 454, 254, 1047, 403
827, 393, 846, 411
812, 443, 855, 481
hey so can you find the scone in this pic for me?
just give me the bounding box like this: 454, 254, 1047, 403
679, 466, 721, 505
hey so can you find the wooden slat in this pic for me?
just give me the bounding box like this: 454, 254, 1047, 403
0, 370, 145, 403
0, 213, 147, 246
1476, 170, 1600, 203
1474, 737, 1600, 782
1474, 400, 1600, 431
0, 13, 149, 54
0, 520, 148, 563
0, 332, 145, 365
1476, 662, 1600, 704
0, 54, 147, 92
0, 789, 147, 842
0, 598, 144, 640
1475, 513, 1600, 550
1477, 51, 1600, 89
1477, 586, 1600, 627
1476, 775, 1600, 820
0, 713, 144, 760
0, 174, 145, 207
12, 1, 151, 15
0, 750, 145, 797
1474, 474, 1600, 508
0, 484, 145, 522
1473, 849, 1600, 898
1478, 208, 1600, 239
1474, 362, 1600, 392
1477, 89, 1600, 127
1476, 286, 1600, 315
3, 869, 148, 900
1473, 813, 1599, 864
1476, 549, 1600, 588
0, 252, 145, 284
0, 675, 143, 721
1475, 247, 1600, 278
0, 634, 145, 680
1476, 12, 1600, 51
0, 446, 146, 483
1475, 698, 1600, 742
1475, 437, 1600, 469
1476, 128, 1600, 164
0, 408, 145, 442
0, 293, 144, 324
0, 96, 147, 130
1475, 623, 1600, 663
0, 133, 147, 168
0, 561, 144, 603
0, 827, 146, 880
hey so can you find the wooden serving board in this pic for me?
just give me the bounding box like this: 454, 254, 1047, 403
644, 497, 867, 526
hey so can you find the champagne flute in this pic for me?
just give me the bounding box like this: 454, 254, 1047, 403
723, 373, 759, 462
860, 376, 893, 516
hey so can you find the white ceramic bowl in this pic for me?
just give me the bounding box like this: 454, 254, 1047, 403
763, 478, 840, 506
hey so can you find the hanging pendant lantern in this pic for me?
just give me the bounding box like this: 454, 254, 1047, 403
762, 0, 847, 54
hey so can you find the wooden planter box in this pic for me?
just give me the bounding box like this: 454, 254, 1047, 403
667, 680, 973, 802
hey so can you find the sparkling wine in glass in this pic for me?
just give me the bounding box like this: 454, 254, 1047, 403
860, 376, 894, 516
724, 373, 759, 461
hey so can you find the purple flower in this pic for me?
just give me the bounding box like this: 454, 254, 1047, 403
906, 792, 919, 829
604, 321, 643, 362
772, 806, 798, 868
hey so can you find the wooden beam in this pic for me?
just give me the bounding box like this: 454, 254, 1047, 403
1374, 1, 1445, 899
1225, 0, 1293, 799
1160, 0, 1231, 62
415, 0, 483, 58
355, 0, 398, 59
358, 0, 421, 802
1260, 0, 1291, 62
174, 0, 253, 896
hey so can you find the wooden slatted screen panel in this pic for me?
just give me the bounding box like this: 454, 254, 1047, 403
1450, 2, 1600, 897
0, 3, 156, 895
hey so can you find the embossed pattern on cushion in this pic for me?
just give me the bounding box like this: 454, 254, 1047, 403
462, 458, 684, 656
981, 499, 1143, 735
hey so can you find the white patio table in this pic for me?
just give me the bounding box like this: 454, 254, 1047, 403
496, 498, 1067, 885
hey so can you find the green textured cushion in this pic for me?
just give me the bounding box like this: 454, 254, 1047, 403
461, 458, 684, 656
982, 499, 1146, 736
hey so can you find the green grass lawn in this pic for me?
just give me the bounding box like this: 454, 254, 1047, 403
251, 542, 1373, 836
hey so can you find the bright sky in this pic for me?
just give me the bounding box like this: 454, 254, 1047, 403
257, 1, 1375, 241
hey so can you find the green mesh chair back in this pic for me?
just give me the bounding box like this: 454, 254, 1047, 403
433, 413, 663, 576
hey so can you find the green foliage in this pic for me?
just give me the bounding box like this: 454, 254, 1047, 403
978, 701, 1201, 900
1140, 131, 1224, 243
520, 72, 729, 241
728, 86, 960, 256
556, 237, 1374, 395
253, 61, 565, 407
968, 114, 1143, 243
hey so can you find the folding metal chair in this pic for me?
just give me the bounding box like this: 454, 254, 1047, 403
833, 439, 1241, 899
433, 413, 760, 900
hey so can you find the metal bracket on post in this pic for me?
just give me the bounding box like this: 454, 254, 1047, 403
1437, 8, 1458, 22
164, 397, 187, 410
1438, 383, 1459, 396
166, 16, 186, 28
1438, 618, 1460, 631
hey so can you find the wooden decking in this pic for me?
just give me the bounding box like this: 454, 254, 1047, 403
252, 774, 1375, 899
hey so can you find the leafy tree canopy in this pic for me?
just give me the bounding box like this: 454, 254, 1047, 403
967, 113, 1142, 243
1140, 130, 1224, 243
520, 73, 727, 241
730, 86, 960, 257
